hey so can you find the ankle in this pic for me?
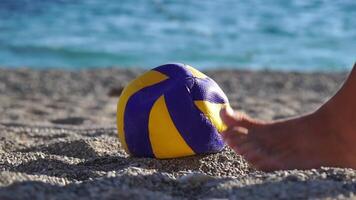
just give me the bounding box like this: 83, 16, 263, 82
319, 97, 355, 132
311, 102, 356, 166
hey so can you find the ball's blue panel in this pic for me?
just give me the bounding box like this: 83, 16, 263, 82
117, 70, 168, 154
164, 80, 225, 154
154, 63, 194, 79
191, 78, 228, 104
124, 79, 170, 157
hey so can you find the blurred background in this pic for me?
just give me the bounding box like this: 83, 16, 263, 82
0, 0, 355, 71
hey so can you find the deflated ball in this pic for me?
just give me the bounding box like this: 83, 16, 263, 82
117, 63, 230, 159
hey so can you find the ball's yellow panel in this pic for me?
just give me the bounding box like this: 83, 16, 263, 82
117, 70, 169, 154
149, 95, 195, 159
185, 64, 208, 79
194, 101, 229, 133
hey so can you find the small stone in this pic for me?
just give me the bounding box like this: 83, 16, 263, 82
108, 87, 124, 97
178, 172, 215, 185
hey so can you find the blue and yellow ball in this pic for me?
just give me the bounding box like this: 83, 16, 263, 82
117, 63, 230, 159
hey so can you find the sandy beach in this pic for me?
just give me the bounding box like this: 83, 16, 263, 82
1, 68, 356, 199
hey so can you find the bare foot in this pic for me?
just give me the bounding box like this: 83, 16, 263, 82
220, 63, 356, 171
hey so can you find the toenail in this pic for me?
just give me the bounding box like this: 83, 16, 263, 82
233, 127, 248, 135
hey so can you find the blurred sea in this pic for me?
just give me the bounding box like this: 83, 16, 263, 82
0, 0, 355, 71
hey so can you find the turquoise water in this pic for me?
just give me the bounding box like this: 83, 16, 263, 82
0, 0, 355, 71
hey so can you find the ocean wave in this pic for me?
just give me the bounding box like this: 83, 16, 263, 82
0, 0, 355, 70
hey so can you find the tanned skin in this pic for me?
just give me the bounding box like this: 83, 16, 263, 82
220, 63, 356, 171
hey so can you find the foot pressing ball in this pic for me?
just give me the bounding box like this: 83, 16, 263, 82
117, 63, 230, 159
